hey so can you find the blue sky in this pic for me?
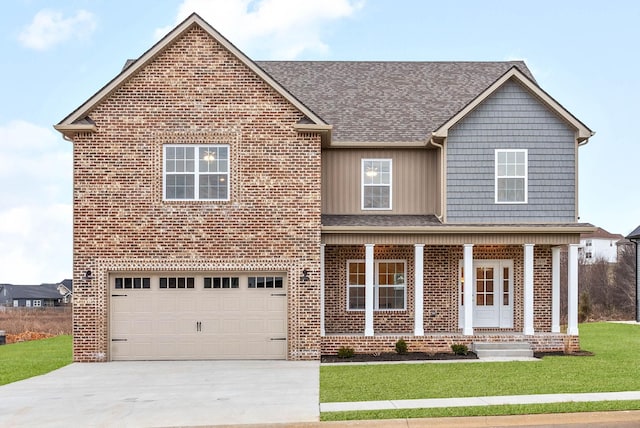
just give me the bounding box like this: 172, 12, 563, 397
1, 0, 638, 283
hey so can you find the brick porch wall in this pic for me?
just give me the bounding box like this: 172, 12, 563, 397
71, 25, 322, 361
321, 333, 580, 355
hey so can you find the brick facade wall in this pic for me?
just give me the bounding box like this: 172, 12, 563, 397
71, 26, 322, 361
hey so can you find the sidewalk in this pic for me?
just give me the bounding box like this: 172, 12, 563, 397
321, 390, 640, 412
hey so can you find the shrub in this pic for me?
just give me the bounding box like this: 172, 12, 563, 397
337, 346, 355, 358
451, 343, 468, 355
395, 339, 408, 355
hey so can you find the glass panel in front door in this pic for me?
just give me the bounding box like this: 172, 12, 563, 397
475, 267, 495, 306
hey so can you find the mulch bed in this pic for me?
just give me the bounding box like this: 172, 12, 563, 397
321, 351, 478, 363
322, 350, 595, 363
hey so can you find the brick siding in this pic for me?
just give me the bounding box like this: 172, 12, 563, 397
71, 26, 321, 361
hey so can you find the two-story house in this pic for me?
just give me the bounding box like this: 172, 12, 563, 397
55, 14, 593, 362
578, 227, 623, 263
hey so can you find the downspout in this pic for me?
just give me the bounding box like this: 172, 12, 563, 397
633, 238, 640, 323
429, 137, 445, 222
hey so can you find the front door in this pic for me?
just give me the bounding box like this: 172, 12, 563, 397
459, 260, 513, 328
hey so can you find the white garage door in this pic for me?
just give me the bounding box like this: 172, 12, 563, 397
110, 273, 287, 360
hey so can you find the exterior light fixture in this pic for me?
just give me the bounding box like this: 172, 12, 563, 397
365, 167, 378, 178
82, 270, 93, 281
301, 269, 310, 282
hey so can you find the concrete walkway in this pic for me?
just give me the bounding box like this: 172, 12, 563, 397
321, 390, 640, 412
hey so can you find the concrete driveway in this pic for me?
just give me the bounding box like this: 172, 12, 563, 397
0, 360, 319, 427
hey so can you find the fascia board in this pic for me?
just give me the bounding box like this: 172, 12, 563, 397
322, 224, 597, 235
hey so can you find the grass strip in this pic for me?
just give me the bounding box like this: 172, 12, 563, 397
0, 335, 72, 385
321, 400, 640, 421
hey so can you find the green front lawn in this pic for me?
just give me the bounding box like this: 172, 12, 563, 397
0, 335, 72, 385
321, 322, 640, 403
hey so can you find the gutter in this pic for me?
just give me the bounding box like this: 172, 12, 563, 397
322, 224, 597, 235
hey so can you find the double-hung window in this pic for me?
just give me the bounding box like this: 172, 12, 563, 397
347, 260, 406, 310
495, 149, 527, 203
362, 159, 392, 210
164, 145, 229, 201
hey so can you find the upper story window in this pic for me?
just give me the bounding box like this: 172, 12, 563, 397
163, 145, 229, 201
362, 159, 392, 210
495, 149, 527, 204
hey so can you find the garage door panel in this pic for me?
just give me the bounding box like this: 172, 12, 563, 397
155, 296, 177, 312
110, 273, 287, 360
265, 319, 287, 334
268, 297, 287, 312
222, 296, 241, 311
222, 318, 242, 334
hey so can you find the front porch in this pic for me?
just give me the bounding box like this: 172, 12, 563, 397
319, 236, 582, 354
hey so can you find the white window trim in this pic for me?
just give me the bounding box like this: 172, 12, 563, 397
361, 158, 392, 210
163, 144, 230, 201
346, 259, 407, 311
33, 300, 42, 307
495, 149, 528, 204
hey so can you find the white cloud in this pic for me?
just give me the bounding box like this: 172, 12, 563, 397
18, 9, 97, 51
156, 0, 364, 59
0, 121, 72, 284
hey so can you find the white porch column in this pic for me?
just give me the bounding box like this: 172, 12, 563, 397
364, 244, 375, 336
414, 244, 425, 336
463, 244, 474, 336
320, 243, 326, 336
551, 246, 561, 333
567, 243, 580, 335
523, 243, 535, 335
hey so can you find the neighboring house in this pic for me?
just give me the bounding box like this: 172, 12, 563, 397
56, 279, 73, 304
0, 283, 65, 308
578, 227, 624, 263
55, 14, 594, 362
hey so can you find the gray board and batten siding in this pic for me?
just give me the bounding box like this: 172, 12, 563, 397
446, 79, 577, 224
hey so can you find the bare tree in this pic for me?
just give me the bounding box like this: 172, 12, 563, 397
612, 244, 636, 318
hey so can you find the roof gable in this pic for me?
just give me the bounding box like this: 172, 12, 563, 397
432, 67, 593, 143
55, 13, 328, 140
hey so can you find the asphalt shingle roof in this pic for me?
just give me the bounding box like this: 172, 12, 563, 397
0, 284, 63, 301
627, 225, 640, 240
322, 215, 441, 227
257, 61, 534, 142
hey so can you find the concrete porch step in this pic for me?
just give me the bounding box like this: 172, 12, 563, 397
472, 341, 533, 358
